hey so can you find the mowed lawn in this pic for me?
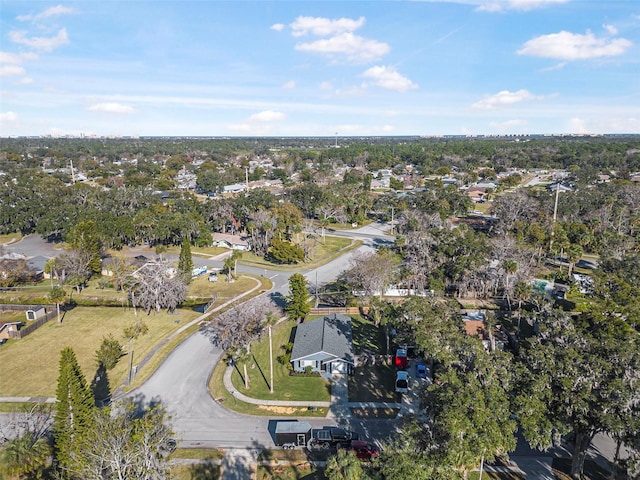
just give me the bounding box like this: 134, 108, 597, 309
230, 319, 331, 402
0, 306, 200, 397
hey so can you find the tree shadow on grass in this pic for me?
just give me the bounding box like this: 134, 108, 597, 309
90, 362, 111, 407
252, 354, 271, 391
188, 461, 221, 480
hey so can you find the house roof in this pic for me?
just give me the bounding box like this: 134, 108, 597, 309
290, 314, 354, 364
211, 233, 250, 247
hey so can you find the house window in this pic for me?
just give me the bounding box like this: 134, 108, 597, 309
300, 360, 315, 368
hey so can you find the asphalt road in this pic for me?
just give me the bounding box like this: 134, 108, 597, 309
124, 222, 394, 448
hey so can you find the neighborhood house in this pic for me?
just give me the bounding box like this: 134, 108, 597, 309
290, 314, 355, 374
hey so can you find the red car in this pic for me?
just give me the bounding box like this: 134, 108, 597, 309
349, 440, 380, 460
394, 348, 408, 369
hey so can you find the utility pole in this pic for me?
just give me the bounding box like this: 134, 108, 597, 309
268, 324, 274, 393
390, 206, 395, 235
315, 270, 319, 307
549, 181, 560, 253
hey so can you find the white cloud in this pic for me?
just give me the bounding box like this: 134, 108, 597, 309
9, 28, 69, 52
88, 103, 135, 114
472, 89, 541, 110
248, 110, 286, 122
361, 66, 418, 92
17, 5, 76, 22
270, 23, 285, 32
282, 80, 296, 89
0, 52, 23, 65
477, 0, 568, 12
290, 16, 365, 37
227, 123, 274, 135
319, 81, 333, 90
0, 111, 18, 123
19, 77, 33, 85
0, 65, 26, 76
518, 30, 632, 60
569, 117, 590, 134
603, 24, 618, 35
296, 33, 390, 64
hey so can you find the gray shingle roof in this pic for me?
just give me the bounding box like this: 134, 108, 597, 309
290, 314, 354, 364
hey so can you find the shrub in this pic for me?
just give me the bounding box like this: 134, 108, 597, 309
95, 334, 123, 370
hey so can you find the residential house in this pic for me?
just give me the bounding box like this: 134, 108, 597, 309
290, 314, 355, 374
467, 186, 488, 203
462, 311, 509, 351
211, 233, 251, 251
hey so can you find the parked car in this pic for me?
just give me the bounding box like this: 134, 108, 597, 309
576, 259, 598, 270
395, 370, 409, 393
415, 362, 427, 379
394, 348, 408, 369
342, 440, 380, 460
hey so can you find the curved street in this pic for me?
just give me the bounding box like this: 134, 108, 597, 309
125, 222, 395, 450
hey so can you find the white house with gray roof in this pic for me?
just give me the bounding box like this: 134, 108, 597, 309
290, 314, 355, 374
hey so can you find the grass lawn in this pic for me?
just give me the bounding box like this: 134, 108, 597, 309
0, 273, 265, 308
230, 319, 331, 402
0, 306, 200, 397
170, 462, 221, 480
0, 232, 22, 244
238, 235, 358, 271
208, 357, 328, 417
186, 274, 264, 300
349, 316, 397, 402
0, 310, 26, 323
170, 448, 224, 461
257, 464, 325, 480
351, 316, 387, 355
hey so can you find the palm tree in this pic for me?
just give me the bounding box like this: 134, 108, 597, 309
566, 243, 583, 277
48, 285, 66, 324
0, 432, 51, 479
513, 281, 531, 332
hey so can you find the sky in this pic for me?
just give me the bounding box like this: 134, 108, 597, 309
0, 0, 639, 137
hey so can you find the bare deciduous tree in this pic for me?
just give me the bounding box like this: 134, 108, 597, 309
207, 295, 280, 352
128, 261, 187, 314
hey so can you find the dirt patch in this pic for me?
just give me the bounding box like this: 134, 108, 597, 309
256, 405, 305, 415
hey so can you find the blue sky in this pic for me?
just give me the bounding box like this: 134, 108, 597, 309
1, 0, 638, 137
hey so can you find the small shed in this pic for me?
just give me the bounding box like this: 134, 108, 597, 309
26, 306, 46, 321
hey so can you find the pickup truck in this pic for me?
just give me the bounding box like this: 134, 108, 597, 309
310, 427, 357, 449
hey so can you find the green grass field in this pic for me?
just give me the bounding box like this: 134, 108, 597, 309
0, 306, 201, 397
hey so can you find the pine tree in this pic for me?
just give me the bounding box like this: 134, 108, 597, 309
178, 237, 194, 283
53, 347, 95, 472
285, 273, 310, 322
69, 220, 102, 275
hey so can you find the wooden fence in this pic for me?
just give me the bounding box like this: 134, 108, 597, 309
309, 306, 369, 315
0, 304, 57, 339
